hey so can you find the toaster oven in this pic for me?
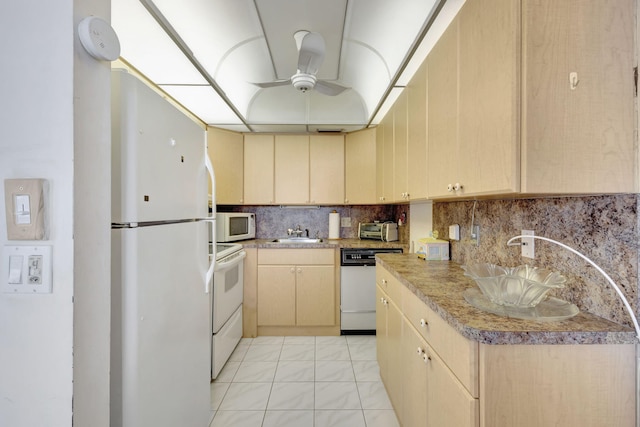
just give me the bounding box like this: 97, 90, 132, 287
358, 222, 398, 242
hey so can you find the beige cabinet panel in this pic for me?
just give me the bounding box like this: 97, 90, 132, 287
386, 298, 404, 422
296, 265, 335, 326
392, 90, 409, 202
402, 322, 428, 427
426, 345, 478, 427
479, 343, 635, 427
275, 135, 309, 204
345, 128, 377, 204
257, 265, 296, 326
309, 135, 344, 205
380, 113, 395, 203
376, 285, 389, 382
244, 134, 274, 204
258, 249, 336, 328
375, 123, 386, 203
458, 0, 520, 196
427, 20, 459, 199
207, 127, 243, 205
407, 60, 428, 201
521, 0, 635, 193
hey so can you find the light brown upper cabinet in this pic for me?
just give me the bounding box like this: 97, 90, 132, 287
406, 60, 428, 201
244, 134, 274, 204
207, 127, 244, 205
392, 90, 409, 202
345, 128, 377, 204
309, 134, 345, 205
376, 112, 395, 203
427, 18, 460, 199
274, 135, 310, 204
520, 0, 636, 193
428, 0, 519, 199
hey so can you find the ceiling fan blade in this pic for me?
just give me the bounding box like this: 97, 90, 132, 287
315, 80, 349, 96
297, 32, 325, 75
253, 79, 291, 88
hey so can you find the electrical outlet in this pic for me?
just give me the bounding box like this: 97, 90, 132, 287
521, 230, 535, 258
471, 225, 480, 246
341, 217, 351, 227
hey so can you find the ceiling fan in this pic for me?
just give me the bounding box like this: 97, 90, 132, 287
255, 30, 349, 96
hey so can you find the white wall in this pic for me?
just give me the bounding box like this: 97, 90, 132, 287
0, 1, 111, 426
409, 200, 433, 253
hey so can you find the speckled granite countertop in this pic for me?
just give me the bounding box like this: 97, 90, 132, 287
376, 253, 637, 345
240, 238, 408, 251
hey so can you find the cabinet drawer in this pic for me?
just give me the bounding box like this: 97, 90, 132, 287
404, 288, 478, 397
375, 264, 403, 303
258, 248, 334, 265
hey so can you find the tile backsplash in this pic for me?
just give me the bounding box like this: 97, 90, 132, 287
219, 205, 406, 240
433, 195, 639, 328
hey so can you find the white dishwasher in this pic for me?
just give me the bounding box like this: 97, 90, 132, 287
340, 247, 403, 333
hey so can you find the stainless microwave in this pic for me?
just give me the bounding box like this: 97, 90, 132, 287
216, 212, 256, 242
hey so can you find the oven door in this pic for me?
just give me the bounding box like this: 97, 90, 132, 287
212, 249, 246, 333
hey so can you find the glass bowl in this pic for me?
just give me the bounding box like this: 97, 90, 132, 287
461, 263, 566, 308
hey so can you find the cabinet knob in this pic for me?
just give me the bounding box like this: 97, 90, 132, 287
290, 267, 296, 274
416, 347, 424, 355
453, 182, 463, 191
297, 267, 302, 274
420, 318, 428, 328
447, 184, 454, 192
423, 353, 431, 364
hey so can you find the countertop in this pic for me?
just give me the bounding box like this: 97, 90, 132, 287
376, 253, 637, 345
240, 238, 409, 251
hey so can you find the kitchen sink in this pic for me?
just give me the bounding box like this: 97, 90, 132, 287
272, 237, 323, 243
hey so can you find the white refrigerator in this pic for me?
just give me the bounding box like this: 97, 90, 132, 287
110, 69, 215, 427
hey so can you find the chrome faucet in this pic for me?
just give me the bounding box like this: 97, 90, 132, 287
287, 225, 304, 237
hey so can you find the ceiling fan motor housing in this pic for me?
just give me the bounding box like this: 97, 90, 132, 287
292, 72, 317, 92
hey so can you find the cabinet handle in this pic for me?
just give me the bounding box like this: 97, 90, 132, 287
420, 318, 428, 328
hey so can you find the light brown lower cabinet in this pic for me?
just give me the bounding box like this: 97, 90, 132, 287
256, 249, 339, 335
377, 264, 636, 427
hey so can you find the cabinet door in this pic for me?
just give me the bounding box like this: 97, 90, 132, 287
309, 135, 344, 205
407, 60, 428, 201
386, 298, 404, 422
393, 90, 408, 202
458, 0, 519, 196
275, 135, 310, 204
376, 285, 389, 382
244, 134, 274, 204
345, 128, 377, 204
295, 265, 335, 326
427, 20, 459, 198
375, 123, 386, 203
521, 0, 635, 193
207, 127, 244, 205
381, 113, 395, 203
426, 346, 479, 427
257, 265, 296, 326
402, 322, 428, 427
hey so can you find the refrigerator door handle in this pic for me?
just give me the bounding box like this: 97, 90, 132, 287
205, 148, 216, 218
203, 218, 216, 294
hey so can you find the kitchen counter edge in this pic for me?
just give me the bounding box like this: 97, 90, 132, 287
376, 253, 636, 345
239, 238, 409, 251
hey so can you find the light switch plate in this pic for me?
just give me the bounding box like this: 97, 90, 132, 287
2, 245, 52, 293
449, 224, 460, 241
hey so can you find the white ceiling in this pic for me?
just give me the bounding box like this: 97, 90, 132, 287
111, 0, 457, 133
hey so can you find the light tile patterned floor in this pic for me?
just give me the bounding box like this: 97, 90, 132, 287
210, 335, 400, 427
